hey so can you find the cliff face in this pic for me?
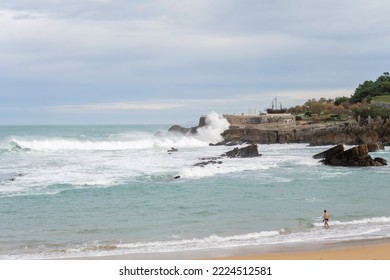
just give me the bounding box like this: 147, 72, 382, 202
221, 126, 316, 144
310, 120, 390, 146
220, 119, 390, 146
221, 127, 310, 144
167, 115, 390, 147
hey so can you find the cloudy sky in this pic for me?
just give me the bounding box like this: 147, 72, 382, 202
1, 0, 389, 124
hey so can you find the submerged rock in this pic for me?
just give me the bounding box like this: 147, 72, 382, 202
168, 116, 208, 136
193, 156, 224, 167
210, 140, 247, 146
374, 157, 388, 165
167, 147, 178, 153
168, 125, 192, 135
193, 160, 223, 167
0, 172, 24, 183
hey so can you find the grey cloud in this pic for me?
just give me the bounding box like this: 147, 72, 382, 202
1, 0, 390, 124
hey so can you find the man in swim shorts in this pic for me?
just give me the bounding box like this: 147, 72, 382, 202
323, 210, 330, 229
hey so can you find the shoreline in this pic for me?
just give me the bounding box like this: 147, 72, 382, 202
214, 238, 390, 260
64, 237, 390, 260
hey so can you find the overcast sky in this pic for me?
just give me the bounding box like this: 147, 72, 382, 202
1, 0, 389, 124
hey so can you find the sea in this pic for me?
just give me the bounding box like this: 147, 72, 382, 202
1, 112, 390, 259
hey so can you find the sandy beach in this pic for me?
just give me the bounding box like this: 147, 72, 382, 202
215, 238, 390, 260
67, 238, 390, 260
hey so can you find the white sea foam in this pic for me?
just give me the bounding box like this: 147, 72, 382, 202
2, 124, 390, 259
13, 216, 390, 259
3, 113, 229, 152
0, 139, 338, 197
179, 158, 271, 179
195, 111, 230, 143
118, 231, 281, 251
11, 230, 283, 259
6, 137, 208, 151
313, 217, 390, 227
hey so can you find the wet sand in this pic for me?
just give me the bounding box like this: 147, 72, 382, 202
214, 238, 390, 260
67, 238, 390, 260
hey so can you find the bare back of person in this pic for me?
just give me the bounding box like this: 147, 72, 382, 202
323, 210, 330, 229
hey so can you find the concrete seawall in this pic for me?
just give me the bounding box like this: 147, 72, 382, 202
223, 114, 295, 128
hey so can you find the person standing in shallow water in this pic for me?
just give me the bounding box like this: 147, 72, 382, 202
323, 210, 330, 229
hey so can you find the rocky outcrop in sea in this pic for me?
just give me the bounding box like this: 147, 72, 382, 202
223, 144, 261, 158
313, 144, 387, 167
168, 116, 207, 135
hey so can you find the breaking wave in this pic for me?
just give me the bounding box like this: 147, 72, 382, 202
194, 111, 230, 143
9, 215, 390, 259
313, 216, 390, 227
7, 230, 283, 259
1, 112, 229, 152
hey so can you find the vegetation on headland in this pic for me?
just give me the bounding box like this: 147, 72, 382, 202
220, 73, 390, 146
371, 95, 390, 103
350, 72, 390, 103
287, 72, 390, 122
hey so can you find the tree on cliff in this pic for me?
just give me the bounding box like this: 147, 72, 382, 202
334, 96, 350, 106
292, 98, 349, 116
350, 72, 390, 104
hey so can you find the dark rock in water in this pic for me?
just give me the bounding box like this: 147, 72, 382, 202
210, 140, 247, 146
223, 144, 261, 158
154, 131, 164, 137
374, 157, 387, 165
168, 147, 178, 153
198, 116, 207, 127
317, 144, 387, 167
167, 124, 202, 135
313, 144, 344, 159
0, 172, 24, 183
193, 156, 224, 168
199, 156, 223, 161
9, 141, 30, 152
194, 160, 223, 167
168, 125, 191, 135
173, 175, 181, 180
168, 116, 211, 136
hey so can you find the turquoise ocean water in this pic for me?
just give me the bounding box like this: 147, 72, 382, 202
1, 115, 390, 259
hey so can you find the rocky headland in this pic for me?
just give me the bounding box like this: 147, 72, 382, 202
168, 114, 390, 148
167, 113, 389, 172
219, 115, 390, 148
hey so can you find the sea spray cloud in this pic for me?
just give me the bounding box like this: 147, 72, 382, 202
195, 112, 230, 144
